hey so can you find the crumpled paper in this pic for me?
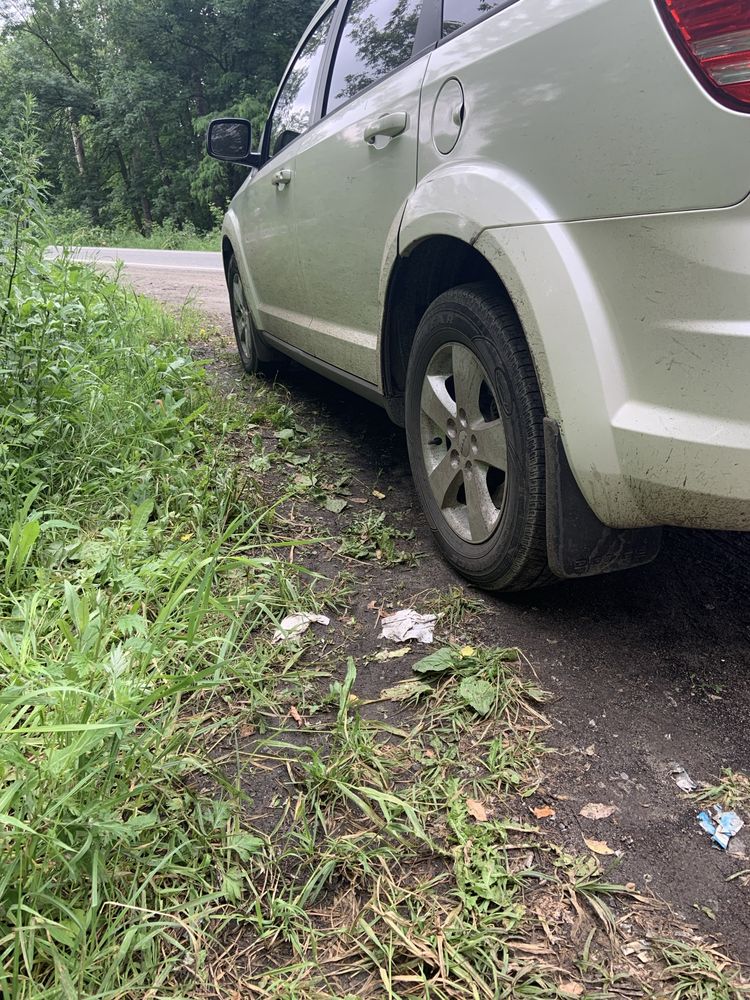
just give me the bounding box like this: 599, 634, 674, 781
273, 613, 330, 644
379, 609, 436, 644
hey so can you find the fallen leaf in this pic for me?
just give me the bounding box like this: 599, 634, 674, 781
288, 706, 304, 728
372, 489, 386, 499
349, 497, 368, 504
559, 982, 584, 997
583, 744, 596, 756
239, 724, 255, 738
367, 600, 378, 610
584, 837, 615, 856
324, 496, 348, 514
380, 679, 431, 702
374, 646, 411, 661
579, 802, 618, 821
466, 798, 488, 822
532, 805, 556, 820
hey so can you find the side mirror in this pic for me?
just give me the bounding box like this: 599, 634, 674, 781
206, 118, 261, 167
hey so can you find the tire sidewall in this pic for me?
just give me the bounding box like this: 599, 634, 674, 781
405, 293, 540, 588
227, 258, 256, 373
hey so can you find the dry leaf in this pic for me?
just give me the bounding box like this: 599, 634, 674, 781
239, 723, 255, 738
349, 497, 367, 504
466, 798, 488, 822
559, 982, 584, 997
374, 646, 411, 661
372, 489, 386, 499
579, 802, 618, 821
584, 837, 615, 856
532, 805, 556, 819
288, 705, 304, 728
583, 744, 596, 756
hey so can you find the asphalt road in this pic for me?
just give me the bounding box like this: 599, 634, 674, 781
46, 245, 229, 317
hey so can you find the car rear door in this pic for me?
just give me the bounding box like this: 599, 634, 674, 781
235, 5, 335, 353
290, 0, 430, 385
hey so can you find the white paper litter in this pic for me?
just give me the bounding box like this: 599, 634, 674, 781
670, 762, 698, 793
273, 613, 330, 644
379, 609, 436, 644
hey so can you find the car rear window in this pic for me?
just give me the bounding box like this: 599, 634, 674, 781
326, 0, 424, 114
442, 0, 501, 37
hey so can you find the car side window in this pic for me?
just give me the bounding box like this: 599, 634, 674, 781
442, 0, 500, 36
268, 8, 335, 158
326, 0, 424, 114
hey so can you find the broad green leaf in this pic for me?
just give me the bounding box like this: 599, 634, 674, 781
459, 676, 495, 716
412, 647, 454, 674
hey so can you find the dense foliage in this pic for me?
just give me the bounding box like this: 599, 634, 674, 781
0, 0, 320, 235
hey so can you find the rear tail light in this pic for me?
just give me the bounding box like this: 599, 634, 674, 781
656, 0, 750, 112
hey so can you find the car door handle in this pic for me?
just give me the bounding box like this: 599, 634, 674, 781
271, 169, 292, 187
364, 111, 408, 145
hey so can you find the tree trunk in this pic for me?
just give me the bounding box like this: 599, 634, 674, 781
192, 71, 209, 116
141, 194, 153, 234
113, 142, 142, 231
67, 109, 86, 175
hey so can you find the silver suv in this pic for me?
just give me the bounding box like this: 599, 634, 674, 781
208, 0, 750, 591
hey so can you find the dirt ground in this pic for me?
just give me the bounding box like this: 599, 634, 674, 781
126, 265, 750, 971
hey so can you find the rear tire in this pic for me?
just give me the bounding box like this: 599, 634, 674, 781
405, 282, 552, 592
227, 255, 286, 375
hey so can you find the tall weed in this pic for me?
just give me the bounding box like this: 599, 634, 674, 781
0, 99, 313, 997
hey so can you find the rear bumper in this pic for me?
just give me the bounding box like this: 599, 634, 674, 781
476, 196, 750, 529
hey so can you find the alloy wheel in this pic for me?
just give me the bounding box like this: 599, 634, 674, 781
419, 342, 508, 543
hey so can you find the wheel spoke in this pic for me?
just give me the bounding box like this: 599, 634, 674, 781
464, 468, 497, 542
421, 374, 456, 429
428, 451, 462, 509
472, 419, 507, 471
451, 344, 484, 420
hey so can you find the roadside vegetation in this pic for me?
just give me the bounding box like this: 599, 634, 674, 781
47, 209, 221, 252
0, 101, 325, 998
2, 105, 747, 999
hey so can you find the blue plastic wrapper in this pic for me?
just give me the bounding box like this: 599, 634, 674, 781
697, 804, 744, 850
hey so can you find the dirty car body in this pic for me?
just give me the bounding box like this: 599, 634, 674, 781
208, 0, 750, 591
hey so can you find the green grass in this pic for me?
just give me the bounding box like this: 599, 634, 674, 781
693, 769, 750, 811
0, 101, 324, 998
48, 207, 221, 252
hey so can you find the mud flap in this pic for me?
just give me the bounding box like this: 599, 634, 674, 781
544, 418, 662, 579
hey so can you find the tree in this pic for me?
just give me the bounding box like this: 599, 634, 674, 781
0, 0, 320, 232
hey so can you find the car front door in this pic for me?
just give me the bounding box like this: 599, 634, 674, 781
235, 5, 335, 352
291, 0, 429, 385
